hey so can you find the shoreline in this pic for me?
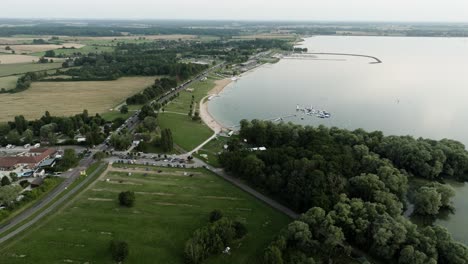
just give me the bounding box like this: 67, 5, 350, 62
200, 61, 273, 133
199, 78, 233, 133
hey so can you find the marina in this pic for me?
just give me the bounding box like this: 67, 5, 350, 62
296, 105, 331, 119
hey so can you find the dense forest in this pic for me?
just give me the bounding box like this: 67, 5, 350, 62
219, 120, 468, 263
60, 43, 209, 81
53, 39, 291, 82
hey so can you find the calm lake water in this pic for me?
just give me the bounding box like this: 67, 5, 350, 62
209, 36, 468, 241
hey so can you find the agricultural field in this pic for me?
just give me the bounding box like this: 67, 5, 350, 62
0, 54, 43, 64
0, 43, 84, 54
0, 62, 63, 76
0, 76, 19, 91
158, 113, 213, 152
0, 77, 156, 122
32, 45, 114, 57
0, 165, 290, 264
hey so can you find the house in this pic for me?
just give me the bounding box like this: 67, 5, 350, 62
0, 158, 21, 171
38, 158, 56, 169
0, 148, 56, 171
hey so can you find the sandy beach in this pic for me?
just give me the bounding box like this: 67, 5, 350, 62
199, 78, 232, 133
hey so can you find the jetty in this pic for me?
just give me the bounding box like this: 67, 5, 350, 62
284, 52, 382, 64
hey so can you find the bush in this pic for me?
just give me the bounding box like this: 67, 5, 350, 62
209, 209, 223, 223
110, 240, 129, 262
19, 180, 30, 188
1, 176, 11, 186
118, 191, 135, 207
233, 221, 247, 239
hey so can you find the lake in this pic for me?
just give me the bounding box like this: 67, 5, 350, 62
209, 36, 468, 241
209, 36, 468, 145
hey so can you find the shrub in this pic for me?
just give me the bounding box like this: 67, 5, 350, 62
209, 209, 223, 223
110, 240, 129, 262
118, 191, 135, 207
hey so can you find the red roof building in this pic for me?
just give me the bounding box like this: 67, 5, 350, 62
0, 148, 56, 171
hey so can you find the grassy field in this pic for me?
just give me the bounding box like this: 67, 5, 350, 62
158, 113, 213, 151
32, 45, 114, 57
0, 77, 155, 122
158, 76, 228, 151
165, 78, 217, 113
193, 136, 234, 167
0, 165, 290, 264
100, 111, 133, 122
0, 76, 19, 90
0, 62, 63, 77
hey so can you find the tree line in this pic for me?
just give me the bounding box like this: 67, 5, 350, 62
0, 110, 109, 147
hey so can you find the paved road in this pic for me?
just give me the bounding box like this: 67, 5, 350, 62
206, 165, 299, 219
0, 159, 104, 244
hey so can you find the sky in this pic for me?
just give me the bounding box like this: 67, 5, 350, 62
2, 0, 468, 22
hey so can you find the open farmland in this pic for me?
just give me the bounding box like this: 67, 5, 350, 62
32, 45, 114, 57
0, 76, 19, 90
0, 165, 290, 264
0, 43, 85, 54
0, 77, 155, 122
0, 62, 63, 76
0, 54, 43, 64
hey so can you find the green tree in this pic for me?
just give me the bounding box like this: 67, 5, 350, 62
1, 176, 11, 186
264, 246, 283, 264
118, 191, 135, 207
160, 128, 173, 152
45, 50, 56, 57
426, 182, 455, 208
23, 129, 34, 144
143, 116, 158, 131
414, 186, 442, 215
9, 172, 18, 182
14, 115, 28, 134
109, 240, 129, 262
58, 149, 78, 171
209, 209, 223, 223
6, 130, 21, 145
120, 105, 129, 114
0, 185, 22, 207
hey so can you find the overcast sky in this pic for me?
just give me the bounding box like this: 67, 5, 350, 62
2, 0, 468, 22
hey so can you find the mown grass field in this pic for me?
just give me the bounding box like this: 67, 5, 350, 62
165, 77, 217, 114
158, 77, 221, 151
158, 112, 213, 151
0, 77, 155, 122
0, 76, 19, 90
0, 62, 63, 77
0, 165, 290, 264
